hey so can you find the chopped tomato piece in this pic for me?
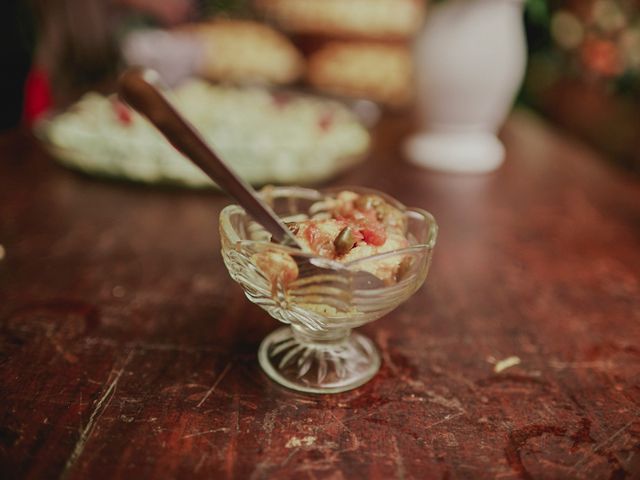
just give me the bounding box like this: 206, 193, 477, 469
318, 111, 334, 132
112, 100, 132, 125
271, 92, 292, 108
360, 225, 386, 246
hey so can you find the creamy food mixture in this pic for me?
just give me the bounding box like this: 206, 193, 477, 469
256, 191, 410, 285
42, 80, 370, 188
290, 191, 407, 258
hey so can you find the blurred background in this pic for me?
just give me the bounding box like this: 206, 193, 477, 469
1, 0, 639, 176
522, 0, 640, 172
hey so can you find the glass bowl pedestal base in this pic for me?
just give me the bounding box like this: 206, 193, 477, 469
258, 325, 381, 394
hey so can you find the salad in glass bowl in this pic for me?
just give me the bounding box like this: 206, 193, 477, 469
220, 186, 437, 393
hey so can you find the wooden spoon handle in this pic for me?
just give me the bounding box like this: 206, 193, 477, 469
117, 68, 299, 247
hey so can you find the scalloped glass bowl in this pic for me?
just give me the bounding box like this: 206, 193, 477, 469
219, 186, 438, 393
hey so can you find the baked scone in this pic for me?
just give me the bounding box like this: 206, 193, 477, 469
188, 19, 305, 85
254, 0, 426, 40
307, 41, 413, 106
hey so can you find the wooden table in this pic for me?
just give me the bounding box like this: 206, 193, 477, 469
1, 111, 639, 479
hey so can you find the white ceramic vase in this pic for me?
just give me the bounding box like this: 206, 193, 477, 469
405, 0, 527, 173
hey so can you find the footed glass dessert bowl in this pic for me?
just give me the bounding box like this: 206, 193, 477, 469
219, 186, 437, 393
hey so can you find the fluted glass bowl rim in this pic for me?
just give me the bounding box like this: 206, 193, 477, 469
219, 185, 438, 273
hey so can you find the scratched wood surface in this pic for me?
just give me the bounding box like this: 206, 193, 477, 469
1, 111, 639, 480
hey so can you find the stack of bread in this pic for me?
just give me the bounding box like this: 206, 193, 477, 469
164, 0, 426, 107
185, 19, 305, 86
254, 0, 426, 107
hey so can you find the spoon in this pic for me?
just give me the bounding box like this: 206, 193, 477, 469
117, 68, 383, 289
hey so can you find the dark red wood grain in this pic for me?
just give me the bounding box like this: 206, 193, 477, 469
1, 111, 639, 479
